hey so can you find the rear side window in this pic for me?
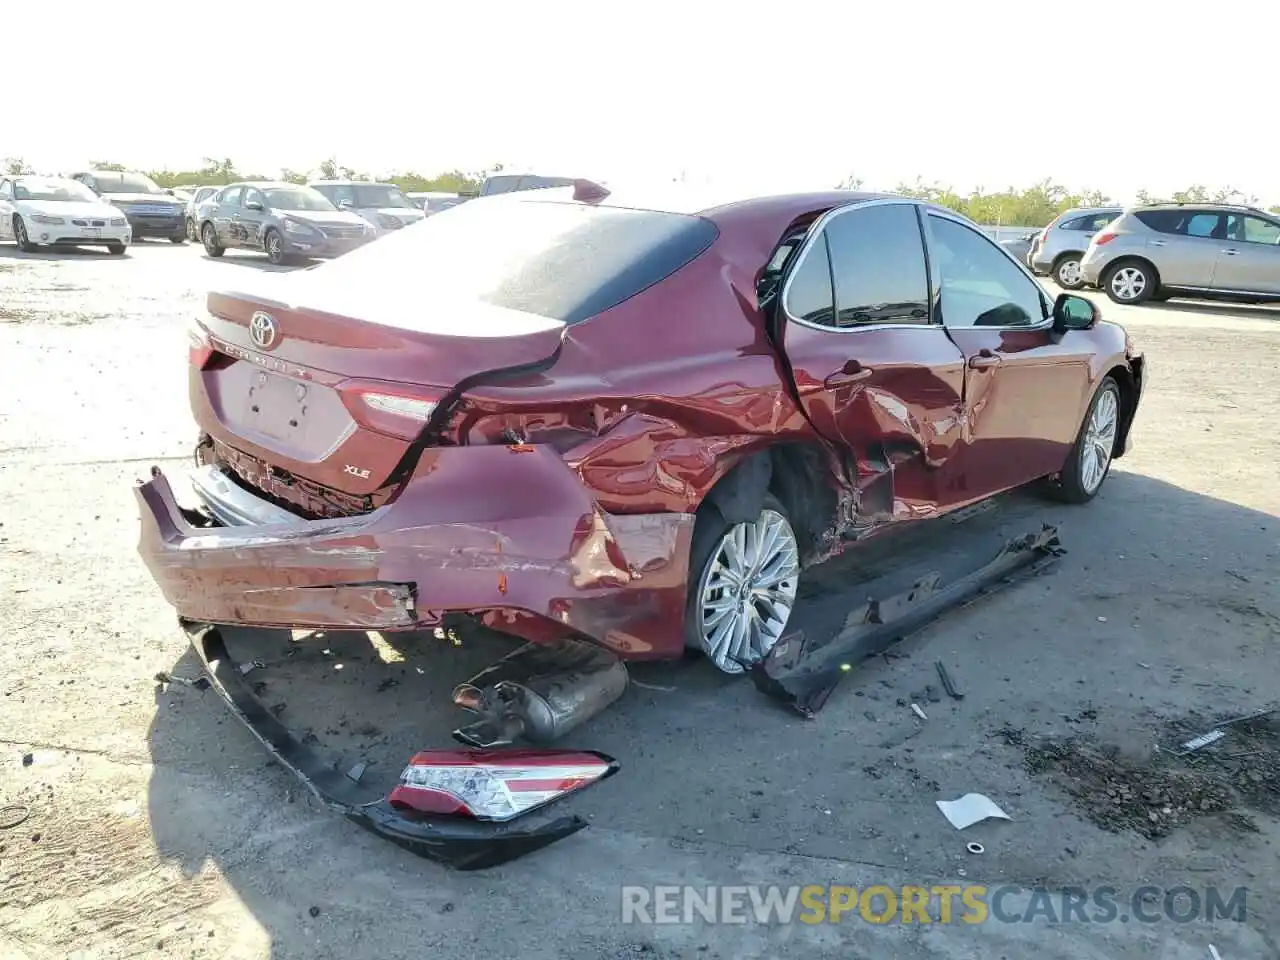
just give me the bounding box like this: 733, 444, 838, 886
1063, 213, 1117, 231
823, 203, 930, 326
291, 198, 718, 326
217, 187, 242, 206
782, 233, 835, 325
1135, 209, 1223, 238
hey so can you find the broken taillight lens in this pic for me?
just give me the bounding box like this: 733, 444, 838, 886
388, 749, 618, 822
189, 324, 216, 369
1094, 232, 1117, 246
338, 382, 440, 441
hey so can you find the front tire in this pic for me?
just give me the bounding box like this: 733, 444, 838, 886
185, 218, 197, 242
107, 243, 126, 256
684, 493, 800, 674
13, 216, 36, 253
170, 235, 186, 245
1050, 376, 1122, 504
1103, 260, 1155, 305
201, 222, 224, 258
264, 228, 289, 265
1053, 254, 1085, 290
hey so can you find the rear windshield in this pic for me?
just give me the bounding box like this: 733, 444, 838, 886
294, 196, 718, 325
93, 172, 166, 195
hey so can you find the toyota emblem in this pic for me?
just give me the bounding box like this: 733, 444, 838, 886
249, 312, 278, 350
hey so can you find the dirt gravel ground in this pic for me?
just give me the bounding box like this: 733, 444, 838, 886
1, 240, 1278, 959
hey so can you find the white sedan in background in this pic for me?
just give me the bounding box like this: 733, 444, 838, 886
0, 176, 132, 254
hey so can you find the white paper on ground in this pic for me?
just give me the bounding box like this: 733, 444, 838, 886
936, 793, 1012, 830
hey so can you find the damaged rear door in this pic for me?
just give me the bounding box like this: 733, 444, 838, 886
777, 199, 967, 515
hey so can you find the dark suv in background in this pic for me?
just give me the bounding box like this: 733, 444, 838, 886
71, 170, 187, 243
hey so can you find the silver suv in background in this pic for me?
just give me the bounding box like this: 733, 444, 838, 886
307, 180, 425, 235
184, 186, 219, 241
1081, 204, 1280, 305
1028, 206, 1122, 289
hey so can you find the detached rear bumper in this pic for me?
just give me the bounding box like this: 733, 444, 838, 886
135, 445, 695, 659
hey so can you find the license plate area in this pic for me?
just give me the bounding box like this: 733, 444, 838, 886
245, 371, 307, 441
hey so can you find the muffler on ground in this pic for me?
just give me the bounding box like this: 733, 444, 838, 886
451, 637, 629, 747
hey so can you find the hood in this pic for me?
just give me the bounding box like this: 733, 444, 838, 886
274, 208, 371, 227
100, 193, 184, 208
18, 199, 120, 219
369, 207, 425, 220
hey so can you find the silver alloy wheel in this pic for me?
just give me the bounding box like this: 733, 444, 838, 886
1110, 266, 1147, 301
693, 507, 800, 674
15, 219, 28, 246
1057, 258, 1083, 286
266, 232, 282, 261
202, 224, 216, 251
1079, 386, 1119, 494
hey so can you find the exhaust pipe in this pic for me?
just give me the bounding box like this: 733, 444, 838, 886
451, 637, 629, 747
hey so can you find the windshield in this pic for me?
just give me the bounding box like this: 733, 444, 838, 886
93, 172, 166, 195
264, 186, 337, 212
14, 178, 100, 203
352, 184, 414, 209
287, 195, 718, 326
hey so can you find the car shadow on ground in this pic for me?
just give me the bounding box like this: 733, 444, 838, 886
201, 253, 304, 273
1147, 300, 1280, 322
143, 470, 1280, 957
0, 244, 124, 261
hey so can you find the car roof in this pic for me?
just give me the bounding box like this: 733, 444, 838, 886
1133, 201, 1270, 213
308, 179, 396, 187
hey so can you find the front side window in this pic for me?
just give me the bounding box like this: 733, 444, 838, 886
1226, 214, 1280, 245
928, 215, 1046, 328
822, 203, 930, 327
243, 188, 265, 208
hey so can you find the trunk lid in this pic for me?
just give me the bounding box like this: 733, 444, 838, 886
195, 277, 565, 499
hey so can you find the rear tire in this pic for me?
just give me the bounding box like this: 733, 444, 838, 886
683, 493, 800, 675
1048, 376, 1122, 504
185, 217, 197, 242
170, 235, 186, 244
201, 222, 224, 258
13, 216, 36, 253
1102, 260, 1156, 305
1053, 254, 1085, 289
107, 243, 126, 256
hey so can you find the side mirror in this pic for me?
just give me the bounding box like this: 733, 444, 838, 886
244, 199, 264, 211
1052, 293, 1099, 334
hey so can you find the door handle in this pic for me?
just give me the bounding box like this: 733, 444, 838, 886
1150, 240, 1167, 246
1221, 249, 1239, 256
824, 360, 873, 388
968, 351, 1001, 369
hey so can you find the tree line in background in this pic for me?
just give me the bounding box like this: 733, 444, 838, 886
0, 156, 497, 195
4, 156, 1278, 223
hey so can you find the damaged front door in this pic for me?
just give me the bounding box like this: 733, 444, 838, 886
778, 200, 967, 516
924, 212, 1093, 499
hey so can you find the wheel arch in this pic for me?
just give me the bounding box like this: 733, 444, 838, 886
699, 442, 839, 561
1104, 361, 1140, 459
1104, 255, 1162, 290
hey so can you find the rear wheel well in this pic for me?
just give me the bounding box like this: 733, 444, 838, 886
1052, 250, 1085, 268
1104, 256, 1161, 289
700, 443, 836, 561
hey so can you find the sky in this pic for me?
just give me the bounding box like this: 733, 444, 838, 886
10, 0, 1278, 204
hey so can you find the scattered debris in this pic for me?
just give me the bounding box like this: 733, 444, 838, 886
1225, 569, 1250, 583
375, 678, 400, 693
0, 804, 31, 829
346, 761, 367, 783
154, 670, 210, 691
924, 684, 942, 703
1178, 729, 1227, 755
1097, 616, 1108, 623
1209, 945, 1223, 960
238, 660, 265, 676
21, 752, 33, 767
631, 679, 677, 692
935, 661, 964, 700
936, 793, 1012, 830
308, 906, 320, 918
966, 841, 985, 854
1137, 662, 1151, 669
910, 703, 928, 721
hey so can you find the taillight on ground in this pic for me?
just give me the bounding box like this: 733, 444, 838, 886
389, 749, 618, 822
1094, 232, 1117, 246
